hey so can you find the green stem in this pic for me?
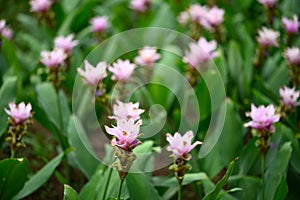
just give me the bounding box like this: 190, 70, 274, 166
117, 177, 125, 200
10, 148, 15, 158
178, 180, 182, 200
102, 167, 113, 200
261, 154, 265, 200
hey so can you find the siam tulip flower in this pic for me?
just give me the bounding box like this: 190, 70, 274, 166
105, 118, 142, 151
166, 131, 202, 160
29, 0, 52, 13
109, 59, 136, 81
0, 19, 6, 32
1, 27, 13, 40
284, 47, 300, 65
77, 60, 108, 86
90, 16, 109, 33
257, 27, 280, 48
183, 37, 218, 68
130, 0, 151, 12
110, 100, 144, 121
282, 15, 299, 34
5, 102, 32, 125
134, 46, 161, 66
202, 7, 225, 30
54, 34, 79, 55
188, 4, 208, 24
244, 104, 280, 133
177, 11, 190, 25
40, 48, 67, 69
279, 86, 300, 109
257, 0, 277, 7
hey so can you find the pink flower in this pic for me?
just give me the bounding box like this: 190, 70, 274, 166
244, 104, 280, 132
257, 27, 280, 48
5, 102, 32, 124
284, 47, 300, 65
177, 11, 190, 25
40, 48, 67, 69
188, 4, 208, 24
105, 118, 142, 150
134, 46, 161, 66
279, 86, 300, 109
258, 0, 277, 7
183, 37, 218, 68
90, 16, 109, 33
29, 0, 52, 13
282, 15, 299, 34
110, 100, 144, 121
202, 7, 224, 30
77, 60, 107, 86
0, 19, 6, 32
109, 59, 135, 81
1, 27, 13, 40
54, 34, 79, 55
130, 0, 151, 12
166, 131, 202, 160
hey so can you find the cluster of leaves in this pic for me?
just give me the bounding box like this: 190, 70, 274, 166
0, 0, 300, 200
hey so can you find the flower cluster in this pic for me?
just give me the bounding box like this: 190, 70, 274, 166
166, 131, 202, 161
105, 100, 144, 151
279, 86, 300, 110
178, 4, 224, 31
257, 27, 280, 48
90, 16, 109, 34
0, 19, 13, 40
284, 47, 300, 66
109, 59, 136, 81
184, 37, 218, 69
130, 0, 151, 12
54, 34, 79, 55
282, 15, 299, 35
134, 46, 161, 66
5, 102, 32, 125
40, 48, 67, 69
29, 0, 52, 13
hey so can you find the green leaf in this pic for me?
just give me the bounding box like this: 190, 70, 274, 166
67, 115, 99, 179
0, 158, 28, 200
0, 76, 17, 137
203, 158, 238, 200
64, 184, 79, 200
126, 173, 161, 200
265, 142, 292, 200
152, 173, 208, 187
238, 139, 260, 175
227, 41, 242, 84
12, 151, 67, 199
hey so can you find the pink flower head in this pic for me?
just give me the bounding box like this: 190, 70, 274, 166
105, 118, 142, 150
282, 15, 299, 34
109, 100, 144, 121
134, 46, 161, 66
40, 48, 67, 69
202, 7, 225, 30
90, 16, 109, 33
130, 0, 151, 12
279, 86, 300, 109
5, 102, 32, 124
177, 11, 190, 25
284, 47, 300, 65
77, 60, 107, 86
29, 0, 52, 13
166, 131, 202, 160
184, 37, 218, 68
244, 104, 280, 132
258, 0, 277, 7
1, 27, 13, 40
188, 4, 208, 24
109, 59, 135, 81
0, 19, 6, 32
54, 34, 79, 55
257, 27, 280, 48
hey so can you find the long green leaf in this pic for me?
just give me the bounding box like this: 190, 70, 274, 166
0, 158, 28, 200
64, 184, 79, 200
203, 158, 238, 200
12, 151, 67, 199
